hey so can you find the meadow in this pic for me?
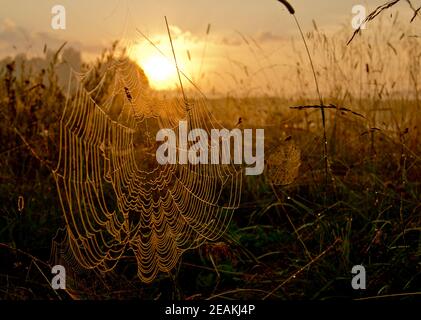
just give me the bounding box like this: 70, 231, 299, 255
0, 2, 420, 300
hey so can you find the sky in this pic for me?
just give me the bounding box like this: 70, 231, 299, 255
0, 0, 409, 93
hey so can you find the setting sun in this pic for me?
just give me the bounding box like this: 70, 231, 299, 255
138, 55, 177, 90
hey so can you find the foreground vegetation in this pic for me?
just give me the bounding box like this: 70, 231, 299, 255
0, 12, 420, 300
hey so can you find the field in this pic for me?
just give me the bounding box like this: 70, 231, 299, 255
0, 1, 420, 301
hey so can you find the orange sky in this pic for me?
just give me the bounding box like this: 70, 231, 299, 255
0, 0, 412, 95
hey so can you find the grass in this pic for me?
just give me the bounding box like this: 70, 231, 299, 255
0, 3, 420, 300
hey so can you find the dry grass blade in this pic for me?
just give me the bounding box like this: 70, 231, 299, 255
291, 104, 366, 119
406, 0, 421, 21
52, 41, 67, 64
165, 16, 187, 107
276, 0, 329, 185
410, 6, 421, 21
263, 238, 342, 300
277, 0, 295, 15
348, 0, 401, 45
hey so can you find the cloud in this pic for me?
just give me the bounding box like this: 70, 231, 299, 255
218, 31, 286, 47
2, 18, 16, 31
169, 25, 182, 36
168, 25, 198, 43
256, 31, 286, 43
0, 19, 29, 46
220, 36, 242, 46
0, 18, 103, 57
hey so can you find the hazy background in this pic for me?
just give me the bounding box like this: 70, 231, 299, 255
0, 0, 414, 94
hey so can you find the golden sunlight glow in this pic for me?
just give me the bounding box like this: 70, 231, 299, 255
138, 55, 178, 90
130, 36, 203, 91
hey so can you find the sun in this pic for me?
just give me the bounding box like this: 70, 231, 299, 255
139, 55, 177, 90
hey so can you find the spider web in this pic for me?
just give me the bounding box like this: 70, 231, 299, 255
52, 54, 243, 284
